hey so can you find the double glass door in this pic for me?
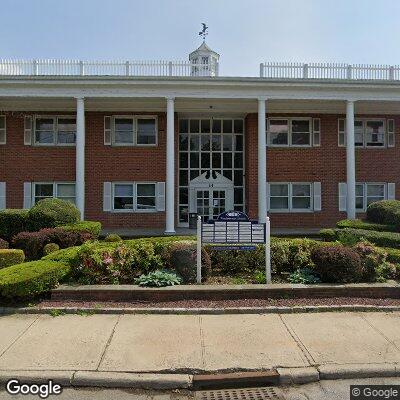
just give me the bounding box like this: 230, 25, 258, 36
196, 189, 226, 222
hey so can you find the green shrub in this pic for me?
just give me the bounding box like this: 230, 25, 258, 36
381, 247, 400, 265
288, 268, 321, 284
135, 270, 182, 287
311, 245, 363, 283
0, 209, 29, 241
0, 260, 70, 299
165, 241, 211, 283
0, 238, 9, 249
352, 241, 387, 282
104, 234, 122, 242
27, 199, 80, 231
319, 228, 337, 242
42, 246, 81, 264
335, 228, 400, 249
58, 221, 101, 238
43, 243, 60, 256
366, 200, 400, 226
336, 219, 397, 232
0, 249, 25, 269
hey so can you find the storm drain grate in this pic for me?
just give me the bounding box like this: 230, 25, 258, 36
195, 387, 284, 400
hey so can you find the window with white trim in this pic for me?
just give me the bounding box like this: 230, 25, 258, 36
34, 116, 76, 145
0, 115, 6, 144
338, 119, 392, 148
113, 182, 156, 212
268, 118, 315, 147
33, 182, 76, 204
111, 116, 157, 146
356, 183, 386, 211
269, 183, 313, 212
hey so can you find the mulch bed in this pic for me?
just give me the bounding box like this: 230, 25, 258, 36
37, 297, 400, 309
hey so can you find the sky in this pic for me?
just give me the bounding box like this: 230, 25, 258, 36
1, 0, 400, 77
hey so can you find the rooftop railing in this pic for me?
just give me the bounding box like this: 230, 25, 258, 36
260, 62, 400, 80
0, 59, 219, 77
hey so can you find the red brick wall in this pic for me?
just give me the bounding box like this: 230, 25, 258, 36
1, 111, 399, 230
245, 113, 400, 228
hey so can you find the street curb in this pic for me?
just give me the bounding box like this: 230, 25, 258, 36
1, 366, 400, 390
317, 364, 400, 380
72, 371, 192, 389
2, 305, 400, 316
276, 367, 319, 385
0, 371, 74, 386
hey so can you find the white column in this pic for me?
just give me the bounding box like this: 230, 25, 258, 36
258, 97, 267, 222
346, 100, 356, 219
165, 96, 175, 233
76, 97, 85, 220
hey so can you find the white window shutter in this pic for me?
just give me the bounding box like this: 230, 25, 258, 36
0, 116, 6, 145
23, 182, 32, 209
313, 182, 322, 211
388, 183, 396, 200
103, 182, 112, 211
339, 182, 347, 212
313, 118, 321, 147
104, 116, 112, 145
387, 119, 395, 147
156, 182, 165, 211
266, 183, 270, 211
338, 118, 345, 147
24, 116, 32, 145
0, 182, 5, 209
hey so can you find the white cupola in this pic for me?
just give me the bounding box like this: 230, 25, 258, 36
189, 41, 220, 77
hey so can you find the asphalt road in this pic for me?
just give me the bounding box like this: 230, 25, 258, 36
1, 379, 400, 400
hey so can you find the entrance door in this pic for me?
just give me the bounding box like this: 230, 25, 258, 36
196, 188, 226, 222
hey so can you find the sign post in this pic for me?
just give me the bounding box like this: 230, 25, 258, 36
265, 216, 271, 284
196, 211, 271, 284
196, 216, 202, 284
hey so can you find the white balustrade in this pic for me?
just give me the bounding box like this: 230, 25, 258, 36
260, 62, 400, 80
0, 59, 219, 77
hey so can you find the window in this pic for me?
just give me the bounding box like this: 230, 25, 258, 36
114, 118, 134, 144
269, 183, 313, 212
355, 183, 385, 211
34, 117, 76, 145
113, 183, 156, 212
0, 115, 5, 144
111, 116, 157, 146
338, 119, 388, 148
267, 118, 312, 147
33, 183, 75, 204
137, 118, 157, 145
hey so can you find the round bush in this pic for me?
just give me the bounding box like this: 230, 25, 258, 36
104, 234, 122, 242
311, 245, 363, 283
0, 249, 25, 269
366, 200, 400, 226
28, 199, 81, 231
166, 241, 211, 283
43, 243, 60, 256
0, 238, 9, 249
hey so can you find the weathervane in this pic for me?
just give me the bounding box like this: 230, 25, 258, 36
198, 23, 208, 41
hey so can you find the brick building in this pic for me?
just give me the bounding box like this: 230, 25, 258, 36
0, 43, 399, 233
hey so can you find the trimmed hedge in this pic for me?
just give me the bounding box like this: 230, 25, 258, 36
27, 198, 80, 231
0, 260, 70, 299
323, 228, 400, 249
336, 219, 397, 232
13, 228, 93, 260
366, 200, 400, 226
59, 221, 102, 238
0, 249, 25, 269
0, 209, 29, 241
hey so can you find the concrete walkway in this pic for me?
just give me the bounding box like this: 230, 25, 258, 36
0, 312, 400, 373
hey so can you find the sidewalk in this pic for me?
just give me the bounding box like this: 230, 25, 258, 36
0, 311, 400, 384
